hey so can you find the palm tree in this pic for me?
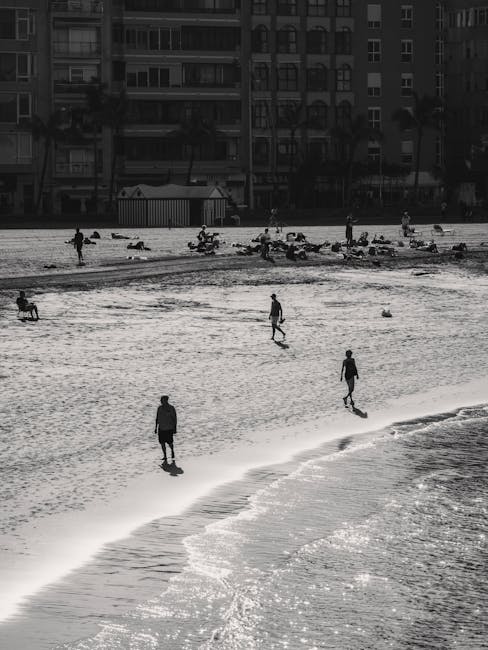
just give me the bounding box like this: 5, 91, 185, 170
103, 89, 128, 212
279, 102, 309, 207
84, 79, 107, 216
30, 110, 67, 215
331, 114, 383, 207
392, 92, 444, 200
168, 112, 216, 185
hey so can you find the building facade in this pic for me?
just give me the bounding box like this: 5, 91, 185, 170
0, 0, 483, 216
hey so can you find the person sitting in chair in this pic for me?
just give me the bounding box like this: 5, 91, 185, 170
16, 290, 39, 320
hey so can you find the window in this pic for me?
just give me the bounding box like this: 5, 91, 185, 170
368, 39, 381, 62
401, 73, 413, 96
253, 102, 269, 129
336, 0, 351, 17
278, 26, 297, 53
252, 0, 268, 14
277, 63, 298, 90
307, 27, 327, 54
336, 64, 351, 91
307, 0, 327, 16
367, 4, 381, 28
401, 5, 413, 28
435, 71, 444, 97
17, 133, 32, 161
253, 63, 269, 91
0, 54, 16, 82
307, 101, 328, 129
367, 72, 381, 96
401, 39, 413, 62
277, 139, 297, 164
307, 64, 328, 91
335, 100, 351, 128
335, 27, 352, 54
368, 106, 381, 130
368, 141, 381, 162
401, 140, 413, 165
435, 38, 444, 65
0, 8, 35, 40
252, 25, 269, 53
0, 92, 31, 122
278, 0, 297, 16
253, 138, 269, 164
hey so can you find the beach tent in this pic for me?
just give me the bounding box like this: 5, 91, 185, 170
117, 184, 227, 227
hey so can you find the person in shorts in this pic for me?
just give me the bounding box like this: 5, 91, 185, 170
154, 395, 177, 462
340, 349, 359, 407
74, 227, 84, 263
269, 293, 285, 340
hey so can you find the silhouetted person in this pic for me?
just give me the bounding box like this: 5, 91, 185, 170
260, 227, 272, 259
341, 349, 359, 407
74, 227, 84, 263
345, 213, 356, 248
16, 290, 39, 320
155, 395, 177, 462
269, 293, 286, 340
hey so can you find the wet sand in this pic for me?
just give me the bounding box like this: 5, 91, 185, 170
1, 247, 487, 291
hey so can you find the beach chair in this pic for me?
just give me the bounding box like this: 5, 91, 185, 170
431, 224, 455, 236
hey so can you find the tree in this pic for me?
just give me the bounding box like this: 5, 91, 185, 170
279, 102, 309, 207
103, 89, 128, 211
84, 79, 107, 216
331, 114, 383, 207
30, 110, 67, 215
168, 112, 216, 185
392, 92, 444, 200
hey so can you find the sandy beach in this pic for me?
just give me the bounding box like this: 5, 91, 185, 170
1, 224, 487, 649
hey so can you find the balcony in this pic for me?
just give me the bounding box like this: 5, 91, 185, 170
54, 80, 93, 94
51, 0, 103, 15
55, 161, 96, 176
53, 42, 101, 57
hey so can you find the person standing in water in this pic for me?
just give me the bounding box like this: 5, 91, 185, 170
155, 395, 177, 462
269, 293, 286, 340
73, 227, 84, 263
341, 350, 359, 407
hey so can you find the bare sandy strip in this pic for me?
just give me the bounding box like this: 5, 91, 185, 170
1, 248, 487, 291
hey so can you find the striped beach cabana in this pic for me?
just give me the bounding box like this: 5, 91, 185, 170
117, 184, 227, 227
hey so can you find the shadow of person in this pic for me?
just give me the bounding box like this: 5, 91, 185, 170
161, 460, 184, 477
352, 406, 368, 418
338, 436, 353, 451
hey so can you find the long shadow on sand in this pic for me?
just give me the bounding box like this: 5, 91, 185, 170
160, 460, 184, 477
351, 406, 368, 418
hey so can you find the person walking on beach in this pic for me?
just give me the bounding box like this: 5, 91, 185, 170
269, 293, 285, 340
401, 211, 412, 237
341, 350, 359, 407
345, 213, 356, 248
16, 290, 39, 320
73, 227, 84, 264
155, 395, 177, 462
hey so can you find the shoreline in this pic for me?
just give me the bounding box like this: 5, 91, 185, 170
1, 247, 488, 292
1, 381, 487, 629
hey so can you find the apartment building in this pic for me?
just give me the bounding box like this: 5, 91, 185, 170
0, 0, 483, 216
444, 0, 488, 199
111, 0, 245, 211
240, 0, 446, 209
353, 1, 445, 204
0, 1, 46, 214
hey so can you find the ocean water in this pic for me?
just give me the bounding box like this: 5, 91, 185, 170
1, 261, 488, 648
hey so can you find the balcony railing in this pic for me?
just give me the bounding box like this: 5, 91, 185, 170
54, 80, 94, 93
53, 42, 101, 56
55, 161, 95, 176
51, 0, 103, 14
